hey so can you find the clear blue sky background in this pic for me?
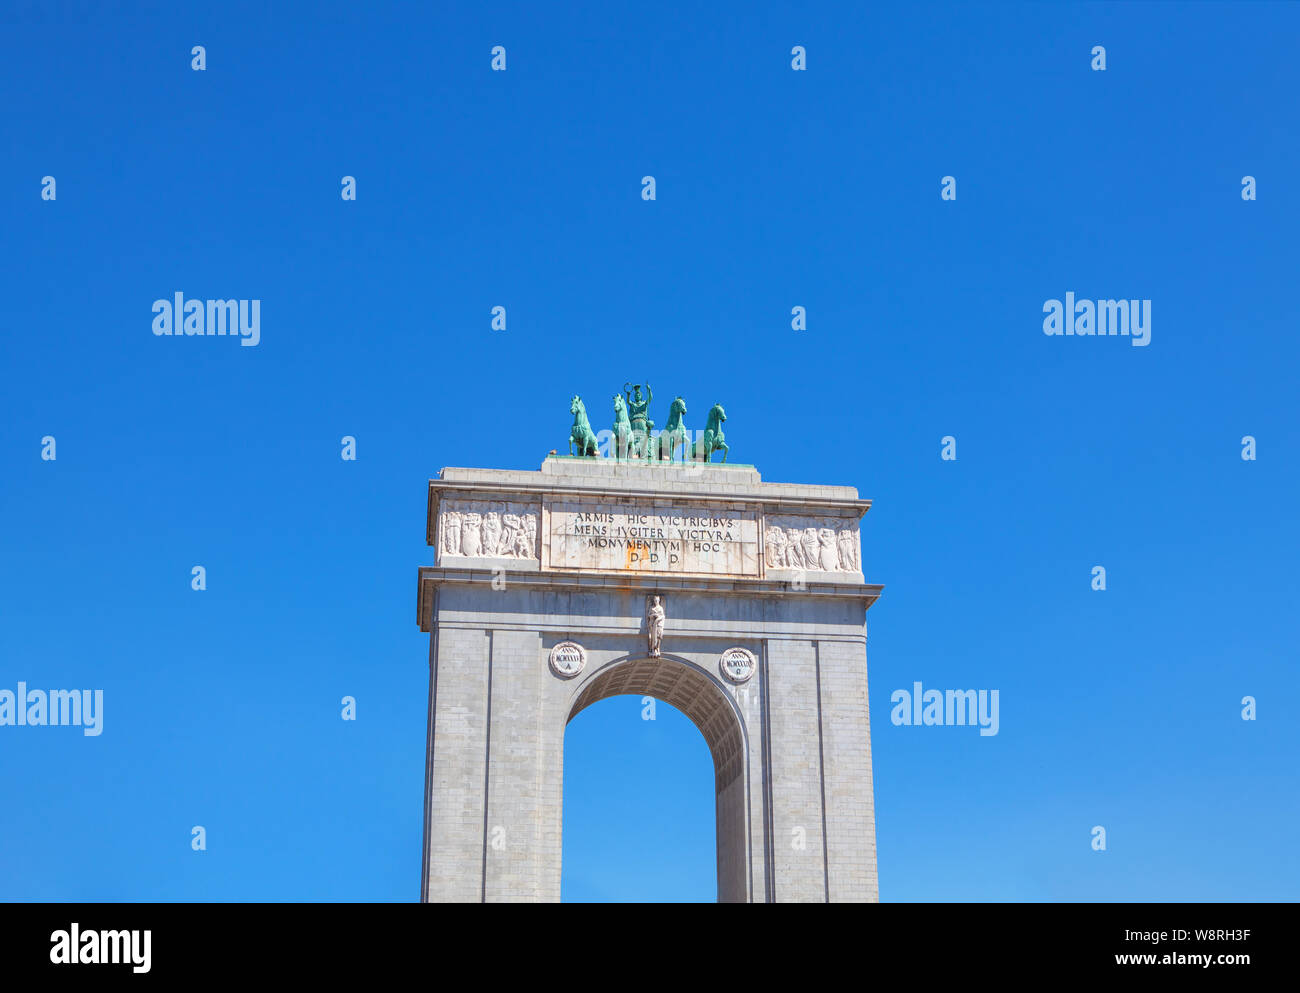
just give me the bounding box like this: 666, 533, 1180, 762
2, 1, 1297, 902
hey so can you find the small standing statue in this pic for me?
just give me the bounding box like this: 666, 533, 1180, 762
646, 595, 665, 658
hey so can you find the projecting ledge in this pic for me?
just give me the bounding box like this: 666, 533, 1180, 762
415, 566, 883, 631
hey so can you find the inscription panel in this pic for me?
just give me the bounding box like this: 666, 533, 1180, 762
549, 502, 760, 576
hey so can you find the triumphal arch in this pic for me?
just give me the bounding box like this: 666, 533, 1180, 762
417, 433, 883, 902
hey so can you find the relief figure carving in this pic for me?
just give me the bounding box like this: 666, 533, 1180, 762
765, 516, 862, 573
443, 511, 462, 557
764, 526, 786, 568
460, 512, 482, 557
439, 500, 539, 561
837, 528, 858, 571
801, 528, 819, 570
818, 528, 838, 571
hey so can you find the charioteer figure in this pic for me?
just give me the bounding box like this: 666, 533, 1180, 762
623, 381, 655, 461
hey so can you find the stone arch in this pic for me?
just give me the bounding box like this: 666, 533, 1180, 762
563, 653, 751, 902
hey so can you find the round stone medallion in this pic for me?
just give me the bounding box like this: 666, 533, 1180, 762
549, 641, 587, 678
720, 647, 756, 683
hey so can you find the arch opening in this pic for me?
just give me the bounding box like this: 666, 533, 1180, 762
563, 655, 750, 902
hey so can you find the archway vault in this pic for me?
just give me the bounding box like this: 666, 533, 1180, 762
564, 654, 750, 902
567, 654, 746, 791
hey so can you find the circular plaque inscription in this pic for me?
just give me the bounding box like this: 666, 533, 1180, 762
720, 647, 756, 683
549, 641, 587, 678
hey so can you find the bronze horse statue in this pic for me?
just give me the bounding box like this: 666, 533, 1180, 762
655, 396, 688, 463
694, 403, 728, 463
569, 395, 599, 457
612, 394, 633, 461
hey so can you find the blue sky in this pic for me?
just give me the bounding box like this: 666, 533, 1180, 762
2, 1, 1297, 902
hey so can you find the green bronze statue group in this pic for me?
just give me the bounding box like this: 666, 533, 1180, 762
568, 382, 729, 464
